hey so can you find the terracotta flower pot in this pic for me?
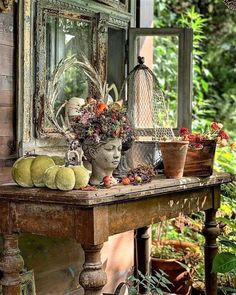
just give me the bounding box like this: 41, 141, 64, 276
151, 240, 197, 295
151, 257, 193, 295
159, 141, 189, 179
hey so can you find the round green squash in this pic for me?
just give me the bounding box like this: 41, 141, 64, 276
55, 167, 76, 191
44, 165, 61, 190
71, 166, 90, 189
12, 156, 36, 187
31, 155, 55, 187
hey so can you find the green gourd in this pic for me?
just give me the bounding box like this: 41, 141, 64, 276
12, 155, 55, 188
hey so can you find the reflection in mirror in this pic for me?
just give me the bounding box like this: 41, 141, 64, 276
45, 15, 92, 129
136, 35, 178, 128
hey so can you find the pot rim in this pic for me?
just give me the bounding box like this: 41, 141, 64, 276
159, 140, 189, 144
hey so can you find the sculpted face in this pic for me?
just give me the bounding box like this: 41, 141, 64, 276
92, 138, 122, 170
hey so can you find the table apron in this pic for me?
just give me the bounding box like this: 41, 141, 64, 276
0, 187, 220, 244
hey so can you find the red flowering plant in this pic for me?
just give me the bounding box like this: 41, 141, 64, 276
179, 122, 231, 150
71, 98, 133, 145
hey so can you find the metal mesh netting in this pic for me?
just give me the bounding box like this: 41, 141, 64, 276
120, 56, 174, 141
119, 56, 174, 169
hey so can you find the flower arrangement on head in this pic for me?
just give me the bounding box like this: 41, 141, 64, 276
71, 98, 133, 145
179, 122, 231, 150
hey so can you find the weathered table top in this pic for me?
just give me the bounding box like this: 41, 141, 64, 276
0, 170, 232, 206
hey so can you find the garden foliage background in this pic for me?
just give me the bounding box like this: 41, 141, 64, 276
153, 0, 236, 174
152, 0, 236, 286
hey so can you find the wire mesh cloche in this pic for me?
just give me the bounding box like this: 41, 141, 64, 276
119, 56, 174, 170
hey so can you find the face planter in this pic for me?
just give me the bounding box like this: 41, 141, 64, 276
82, 137, 122, 185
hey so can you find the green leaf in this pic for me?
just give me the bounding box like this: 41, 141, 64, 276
153, 288, 163, 295
128, 286, 138, 295
212, 252, 236, 273
220, 286, 236, 293
220, 240, 236, 252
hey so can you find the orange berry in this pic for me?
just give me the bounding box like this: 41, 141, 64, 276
122, 177, 130, 185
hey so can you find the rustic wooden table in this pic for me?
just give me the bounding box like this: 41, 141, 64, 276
0, 172, 232, 295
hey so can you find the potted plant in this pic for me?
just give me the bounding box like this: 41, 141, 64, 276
151, 218, 203, 295
179, 122, 230, 177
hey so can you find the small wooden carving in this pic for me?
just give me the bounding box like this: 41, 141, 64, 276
0, 0, 14, 13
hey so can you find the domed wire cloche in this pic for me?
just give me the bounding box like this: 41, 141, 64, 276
119, 56, 174, 170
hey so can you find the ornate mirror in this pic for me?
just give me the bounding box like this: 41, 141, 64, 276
17, 0, 131, 155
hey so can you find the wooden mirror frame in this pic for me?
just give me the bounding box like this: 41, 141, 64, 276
0, 0, 13, 12
17, 0, 131, 156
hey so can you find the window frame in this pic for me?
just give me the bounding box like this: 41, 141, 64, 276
129, 27, 193, 132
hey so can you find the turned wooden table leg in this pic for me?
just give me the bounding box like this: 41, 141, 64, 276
79, 243, 107, 295
202, 208, 220, 295
135, 226, 150, 295
0, 234, 24, 295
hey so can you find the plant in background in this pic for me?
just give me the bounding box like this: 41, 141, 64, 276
212, 216, 236, 293
110, 269, 172, 295
178, 6, 214, 122
153, 1, 236, 292
126, 270, 172, 295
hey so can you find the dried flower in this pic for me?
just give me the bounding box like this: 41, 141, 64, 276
230, 143, 236, 150
179, 121, 231, 149
180, 128, 190, 136
211, 122, 220, 130
96, 102, 107, 114
219, 130, 230, 141
71, 99, 133, 145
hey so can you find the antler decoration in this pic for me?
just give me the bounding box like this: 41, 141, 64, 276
46, 56, 77, 142
46, 55, 108, 141
76, 54, 108, 100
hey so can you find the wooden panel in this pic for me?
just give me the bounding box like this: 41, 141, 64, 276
0, 44, 14, 76
0, 75, 14, 106
0, 12, 15, 165
0, 167, 12, 184
11, 203, 75, 239
0, 106, 14, 136
75, 207, 109, 244
0, 136, 14, 158
0, 13, 14, 47
108, 188, 213, 235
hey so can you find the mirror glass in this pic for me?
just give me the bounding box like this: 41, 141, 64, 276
45, 15, 93, 128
